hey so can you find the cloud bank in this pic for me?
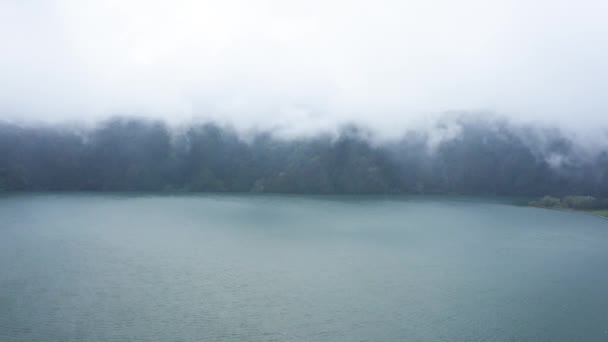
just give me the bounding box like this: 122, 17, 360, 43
1, 0, 607, 140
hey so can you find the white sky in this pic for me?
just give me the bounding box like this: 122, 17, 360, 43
1, 0, 607, 137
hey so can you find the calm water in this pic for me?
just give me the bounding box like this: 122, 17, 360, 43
1, 194, 608, 341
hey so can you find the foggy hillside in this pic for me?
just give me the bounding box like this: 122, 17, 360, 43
2, 1, 607, 197
1, 115, 606, 195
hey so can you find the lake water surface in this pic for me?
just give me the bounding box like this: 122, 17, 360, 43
1, 194, 608, 341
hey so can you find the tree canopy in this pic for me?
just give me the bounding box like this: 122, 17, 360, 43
1, 117, 607, 196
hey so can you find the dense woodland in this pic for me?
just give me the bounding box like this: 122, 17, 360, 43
1, 116, 607, 196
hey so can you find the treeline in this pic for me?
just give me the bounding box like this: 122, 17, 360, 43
1, 116, 607, 195
530, 195, 608, 210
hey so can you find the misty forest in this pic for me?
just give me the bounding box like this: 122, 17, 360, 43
1, 115, 607, 196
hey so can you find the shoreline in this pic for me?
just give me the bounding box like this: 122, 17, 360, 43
530, 205, 608, 220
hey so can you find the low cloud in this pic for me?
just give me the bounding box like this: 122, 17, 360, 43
1, 0, 607, 147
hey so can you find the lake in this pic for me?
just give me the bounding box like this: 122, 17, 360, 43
1, 194, 608, 341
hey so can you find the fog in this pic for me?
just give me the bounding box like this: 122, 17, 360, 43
1, 0, 607, 142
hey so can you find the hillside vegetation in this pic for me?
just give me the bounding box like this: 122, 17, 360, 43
1, 117, 607, 195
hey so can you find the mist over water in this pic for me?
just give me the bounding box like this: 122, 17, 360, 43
1, 194, 608, 341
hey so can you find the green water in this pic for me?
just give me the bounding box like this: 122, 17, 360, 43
1, 194, 607, 341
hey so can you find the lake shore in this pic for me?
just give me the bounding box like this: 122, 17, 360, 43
529, 205, 608, 220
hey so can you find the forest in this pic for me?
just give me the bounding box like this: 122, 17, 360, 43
1, 116, 607, 196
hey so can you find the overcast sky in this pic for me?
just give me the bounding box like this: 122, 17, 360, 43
1, 0, 607, 138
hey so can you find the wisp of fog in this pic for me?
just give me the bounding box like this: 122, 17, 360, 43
1, 0, 607, 143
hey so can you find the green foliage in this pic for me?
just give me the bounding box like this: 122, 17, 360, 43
562, 195, 597, 209
590, 210, 608, 218
530, 196, 561, 208
530, 195, 608, 212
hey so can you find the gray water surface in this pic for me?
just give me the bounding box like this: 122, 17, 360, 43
1, 194, 608, 341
